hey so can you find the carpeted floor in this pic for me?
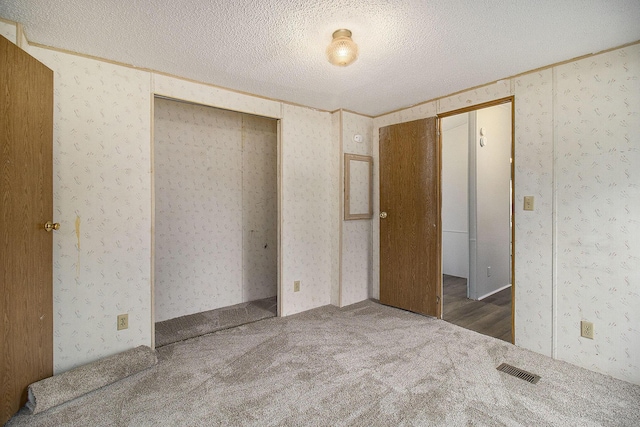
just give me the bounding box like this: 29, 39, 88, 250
8, 300, 640, 426
155, 296, 277, 347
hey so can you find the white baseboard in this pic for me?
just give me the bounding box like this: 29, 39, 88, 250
477, 284, 512, 301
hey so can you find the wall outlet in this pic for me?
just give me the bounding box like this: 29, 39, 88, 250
117, 313, 129, 330
294, 280, 300, 292
523, 196, 535, 211
581, 320, 594, 339
487, 266, 491, 277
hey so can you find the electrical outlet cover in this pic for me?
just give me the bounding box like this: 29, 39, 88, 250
117, 314, 129, 330
581, 320, 593, 339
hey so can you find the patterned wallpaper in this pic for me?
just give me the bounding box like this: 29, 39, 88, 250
280, 104, 335, 316
437, 80, 512, 115
243, 115, 279, 302
25, 41, 337, 371
554, 46, 640, 384
372, 45, 640, 384
513, 70, 554, 357
20, 39, 345, 371
154, 99, 277, 322
30, 47, 152, 373
330, 112, 341, 307
341, 111, 374, 307
153, 73, 281, 119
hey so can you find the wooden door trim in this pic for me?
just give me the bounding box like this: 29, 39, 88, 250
436, 96, 516, 343
438, 96, 514, 118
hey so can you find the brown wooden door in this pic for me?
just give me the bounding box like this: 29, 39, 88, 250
379, 117, 441, 317
1, 35, 54, 424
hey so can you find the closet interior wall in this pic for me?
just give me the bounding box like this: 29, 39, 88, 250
153, 98, 277, 322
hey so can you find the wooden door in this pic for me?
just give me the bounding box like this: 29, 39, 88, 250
379, 117, 441, 317
1, 35, 54, 424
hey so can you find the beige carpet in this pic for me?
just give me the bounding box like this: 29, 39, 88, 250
155, 296, 277, 347
26, 346, 157, 415
8, 300, 640, 426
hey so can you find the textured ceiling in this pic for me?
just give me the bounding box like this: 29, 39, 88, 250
1, 1, 639, 116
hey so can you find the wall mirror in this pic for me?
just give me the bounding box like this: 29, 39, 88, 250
344, 153, 373, 220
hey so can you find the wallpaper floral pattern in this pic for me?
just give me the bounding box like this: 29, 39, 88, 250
154, 99, 277, 322
513, 70, 554, 357
30, 47, 152, 373
153, 73, 281, 119
280, 104, 335, 316
372, 46, 640, 384
438, 80, 512, 115
341, 111, 374, 307
554, 46, 640, 383
330, 112, 341, 307
242, 115, 279, 302
22, 41, 341, 370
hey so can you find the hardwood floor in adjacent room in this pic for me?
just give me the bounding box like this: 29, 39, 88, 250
442, 274, 512, 342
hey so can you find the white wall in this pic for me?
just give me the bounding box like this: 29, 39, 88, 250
553, 48, 639, 382
242, 114, 279, 302
373, 45, 640, 384
280, 104, 335, 316
473, 104, 512, 299
512, 70, 554, 357
153, 99, 277, 322
30, 46, 153, 373
24, 40, 337, 372
330, 111, 341, 307
340, 111, 374, 307
441, 115, 469, 279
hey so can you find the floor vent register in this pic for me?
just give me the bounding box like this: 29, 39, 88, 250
496, 363, 541, 384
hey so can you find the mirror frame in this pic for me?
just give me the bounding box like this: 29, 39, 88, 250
344, 153, 373, 220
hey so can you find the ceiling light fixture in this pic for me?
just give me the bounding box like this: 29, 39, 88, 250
327, 29, 358, 67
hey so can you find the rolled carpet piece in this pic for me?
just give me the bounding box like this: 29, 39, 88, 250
26, 345, 157, 415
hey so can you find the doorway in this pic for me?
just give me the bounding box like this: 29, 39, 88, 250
439, 99, 514, 343
151, 97, 279, 347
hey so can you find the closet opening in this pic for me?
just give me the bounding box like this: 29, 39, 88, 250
151, 96, 280, 348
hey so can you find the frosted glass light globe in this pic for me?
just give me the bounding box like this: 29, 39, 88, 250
327, 29, 358, 67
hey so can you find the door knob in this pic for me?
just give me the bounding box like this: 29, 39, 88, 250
379, 212, 388, 219
44, 221, 60, 232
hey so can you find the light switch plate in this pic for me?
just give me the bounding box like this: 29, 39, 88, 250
523, 196, 534, 211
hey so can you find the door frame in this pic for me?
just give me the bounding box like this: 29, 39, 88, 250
437, 96, 515, 343
149, 95, 282, 348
